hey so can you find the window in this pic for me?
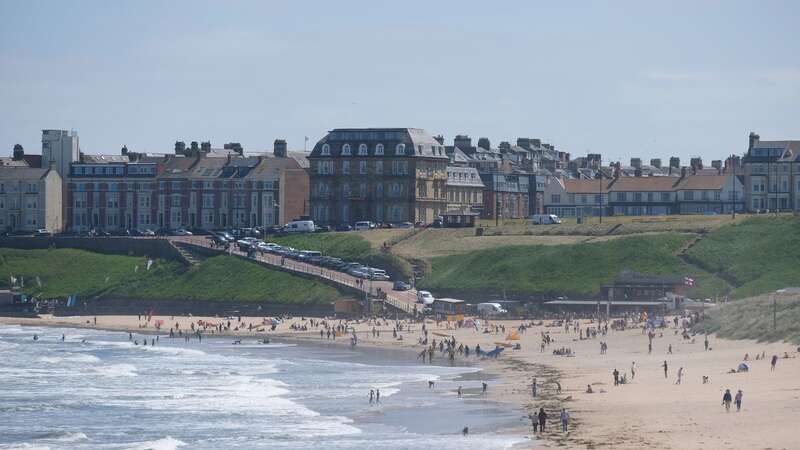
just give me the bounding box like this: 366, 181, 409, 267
358, 144, 368, 155
551, 194, 561, 204
375, 143, 384, 155
342, 161, 350, 175
107, 193, 119, 209
342, 144, 352, 156
684, 191, 694, 200
595, 194, 602, 204
616, 192, 625, 202
321, 144, 330, 156
376, 183, 383, 198
171, 194, 181, 207
634, 193, 643, 202
661, 193, 670, 202
202, 194, 215, 208
714, 191, 721, 201
390, 183, 402, 197
359, 161, 367, 175
395, 143, 405, 155
138, 193, 151, 208
375, 161, 383, 174
647, 193, 654, 202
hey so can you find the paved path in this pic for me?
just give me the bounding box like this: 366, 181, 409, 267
170, 236, 420, 314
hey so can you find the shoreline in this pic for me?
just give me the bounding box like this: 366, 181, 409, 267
0, 315, 539, 448
4, 314, 799, 449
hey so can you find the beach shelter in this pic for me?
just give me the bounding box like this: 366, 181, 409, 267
737, 362, 750, 372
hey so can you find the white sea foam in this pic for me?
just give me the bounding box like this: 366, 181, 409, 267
35, 431, 89, 443
94, 363, 138, 377
119, 436, 186, 450
38, 353, 100, 364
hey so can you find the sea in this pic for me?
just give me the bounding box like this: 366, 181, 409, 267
0, 324, 529, 450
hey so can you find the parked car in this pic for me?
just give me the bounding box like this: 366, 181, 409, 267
367, 269, 390, 281
416, 290, 435, 305
284, 220, 315, 233
335, 224, 353, 232
531, 214, 561, 225
314, 225, 332, 233
173, 228, 193, 236
393, 222, 414, 229
354, 221, 374, 231
34, 229, 52, 237
393, 281, 411, 291
141, 229, 156, 237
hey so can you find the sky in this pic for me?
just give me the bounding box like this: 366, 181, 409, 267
1, 0, 798, 164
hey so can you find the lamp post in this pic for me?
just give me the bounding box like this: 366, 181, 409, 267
731, 154, 736, 219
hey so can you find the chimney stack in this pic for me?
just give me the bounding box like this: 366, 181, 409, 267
433, 135, 444, 145
650, 158, 662, 168
273, 139, 287, 158
477, 137, 491, 150
748, 131, 760, 150
631, 157, 642, 169
12, 144, 24, 160
454, 135, 472, 151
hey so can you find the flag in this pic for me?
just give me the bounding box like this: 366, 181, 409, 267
684, 277, 695, 287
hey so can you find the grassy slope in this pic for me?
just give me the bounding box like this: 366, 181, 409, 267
269, 232, 414, 280
685, 216, 800, 298
419, 233, 726, 299
695, 293, 800, 344
113, 255, 344, 304
0, 248, 346, 304
0, 248, 178, 299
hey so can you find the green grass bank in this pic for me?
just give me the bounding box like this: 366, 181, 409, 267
0, 248, 347, 305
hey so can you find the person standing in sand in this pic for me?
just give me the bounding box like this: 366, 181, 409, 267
560, 408, 570, 432
771, 354, 778, 371
376, 389, 380, 404
663, 360, 668, 378
676, 367, 683, 385
538, 407, 547, 432
369, 389, 374, 405
722, 389, 732, 412
631, 361, 636, 380
735, 390, 743, 412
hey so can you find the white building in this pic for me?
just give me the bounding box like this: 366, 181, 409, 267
0, 166, 63, 233
41, 129, 80, 179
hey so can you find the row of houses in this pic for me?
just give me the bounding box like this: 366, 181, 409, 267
1, 128, 799, 233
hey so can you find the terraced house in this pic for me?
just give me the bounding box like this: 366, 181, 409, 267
743, 132, 800, 212
308, 128, 449, 225
0, 166, 62, 233
544, 170, 744, 217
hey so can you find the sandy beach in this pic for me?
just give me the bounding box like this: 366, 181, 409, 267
3, 313, 798, 450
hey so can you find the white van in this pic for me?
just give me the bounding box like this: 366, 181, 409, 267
531, 214, 561, 225
477, 302, 507, 316
354, 221, 373, 231
284, 220, 315, 233
416, 290, 435, 305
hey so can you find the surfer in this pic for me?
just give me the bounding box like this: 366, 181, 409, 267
376, 389, 381, 404
457, 385, 462, 398
33, 334, 38, 341
369, 389, 374, 405
482, 382, 487, 394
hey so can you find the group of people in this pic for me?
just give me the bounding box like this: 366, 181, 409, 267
530, 407, 571, 433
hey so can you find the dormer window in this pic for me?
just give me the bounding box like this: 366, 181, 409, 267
375, 144, 384, 155
395, 143, 406, 156
358, 144, 368, 156
321, 144, 330, 156
342, 144, 352, 156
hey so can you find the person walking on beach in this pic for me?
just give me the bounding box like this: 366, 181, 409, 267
663, 360, 668, 378
631, 361, 636, 380
369, 389, 374, 405
734, 390, 743, 412
771, 354, 778, 371
482, 382, 487, 394
560, 408, 570, 432
704, 335, 709, 351
613, 368, 620, 386
538, 407, 547, 432
531, 377, 538, 398
676, 367, 683, 385
429, 380, 435, 389
376, 389, 380, 404
722, 389, 733, 412
457, 385, 463, 398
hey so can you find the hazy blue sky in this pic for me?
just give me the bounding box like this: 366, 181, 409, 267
1, 1, 798, 163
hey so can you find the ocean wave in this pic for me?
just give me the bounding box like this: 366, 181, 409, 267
0, 444, 52, 450
119, 436, 186, 450
37, 353, 100, 365
34, 431, 89, 443
0, 340, 19, 351
94, 363, 138, 377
